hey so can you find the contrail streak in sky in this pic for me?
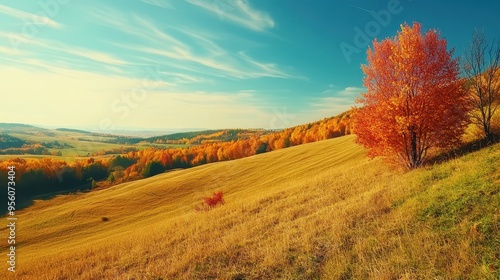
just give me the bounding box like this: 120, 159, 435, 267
346, 3, 373, 13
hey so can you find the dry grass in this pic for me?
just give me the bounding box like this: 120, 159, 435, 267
0, 135, 499, 279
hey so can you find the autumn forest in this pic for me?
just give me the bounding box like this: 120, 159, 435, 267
0, 111, 353, 209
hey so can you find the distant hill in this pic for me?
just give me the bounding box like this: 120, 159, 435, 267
56, 128, 92, 134
0, 123, 48, 133
144, 129, 269, 144
0, 134, 27, 149
97, 129, 170, 138
147, 129, 221, 141
0, 123, 37, 129
56, 128, 144, 144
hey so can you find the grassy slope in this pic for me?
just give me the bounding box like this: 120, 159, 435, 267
1, 135, 499, 279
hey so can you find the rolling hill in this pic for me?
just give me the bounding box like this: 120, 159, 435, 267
55, 128, 92, 134
144, 129, 269, 145
1, 135, 499, 279
0, 123, 47, 132
0, 124, 185, 158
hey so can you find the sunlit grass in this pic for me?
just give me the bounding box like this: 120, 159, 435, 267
0, 135, 498, 279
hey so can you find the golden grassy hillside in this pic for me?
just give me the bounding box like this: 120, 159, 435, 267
1, 135, 499, 279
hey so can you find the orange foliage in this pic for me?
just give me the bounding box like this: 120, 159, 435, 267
354, 22, 470, 169
91, 146, 138, 156
0, 143, 50, 155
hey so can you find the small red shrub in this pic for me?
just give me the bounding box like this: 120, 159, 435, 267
196, 191, 225, 211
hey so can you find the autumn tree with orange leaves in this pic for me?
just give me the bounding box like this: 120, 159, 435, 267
354, 23, 470, 169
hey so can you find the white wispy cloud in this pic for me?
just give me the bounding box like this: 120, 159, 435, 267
0, 45, 23, 56
339, 86, 365, 95
186, 0, 274, 32
140, 0, 173, 9
140, 46, 299, 79
91, 9, 186, 48
0, 31, 127, 68
306, 86, 364, 119
0, 4, 62, 29
238, 51, 300, 79
63, 48, 128, 65
174, 27, 225, 56
132, 15, 187, 47
160, 72, 212, 84
310, 96, 356, 107
90, 8, 298, 80
321, 86, 365, 96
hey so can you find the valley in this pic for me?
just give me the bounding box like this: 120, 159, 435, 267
0, 135, 498, 279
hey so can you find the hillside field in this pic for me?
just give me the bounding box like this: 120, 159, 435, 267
0, 135, 499, 279
2, 130, 187, 158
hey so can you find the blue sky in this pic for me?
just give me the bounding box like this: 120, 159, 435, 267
1, 0, 499, 132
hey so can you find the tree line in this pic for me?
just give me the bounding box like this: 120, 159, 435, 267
0, 112, 353, 199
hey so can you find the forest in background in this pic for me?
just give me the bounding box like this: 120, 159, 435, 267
0, 111, 353, 208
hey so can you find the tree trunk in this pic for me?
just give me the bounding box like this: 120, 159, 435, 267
410, 130, 419, 169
